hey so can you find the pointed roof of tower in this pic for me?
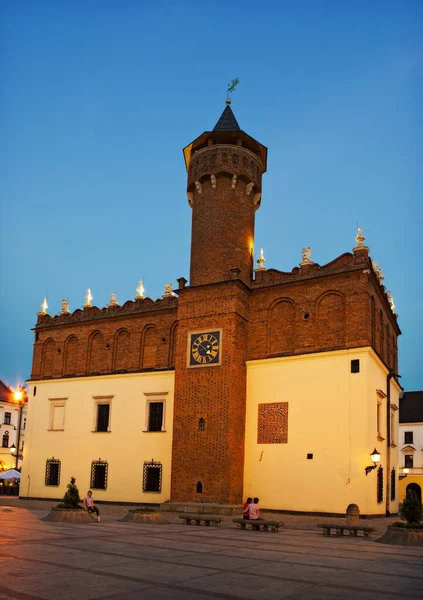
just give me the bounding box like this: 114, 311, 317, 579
213, 103, 240, 132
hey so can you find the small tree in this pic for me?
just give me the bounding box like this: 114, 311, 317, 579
59, 477, 81, 509
399, 490, 423, 527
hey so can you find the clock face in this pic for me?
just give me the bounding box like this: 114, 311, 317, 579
188, 330, 221, 367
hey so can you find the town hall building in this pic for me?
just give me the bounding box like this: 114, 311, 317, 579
21, 101, 402, 516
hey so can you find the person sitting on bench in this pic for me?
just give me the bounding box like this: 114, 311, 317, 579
249, 497, 260, 520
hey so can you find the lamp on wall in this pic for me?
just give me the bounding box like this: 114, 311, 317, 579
365, 448, 381, 475
10, 444, 23, 461
399, 467, 409, 481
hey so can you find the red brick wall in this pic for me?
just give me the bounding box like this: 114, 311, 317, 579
257, 402, 288, 444
170, 281, 250, 504
31, 302, 178, 379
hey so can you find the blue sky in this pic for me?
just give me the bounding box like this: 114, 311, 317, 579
1, 1, 421, 391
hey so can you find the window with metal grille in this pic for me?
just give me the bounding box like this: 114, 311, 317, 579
4, 413, 11, 425
391, 468, 396, 500
199, 418, 205, 431
2, 432, 9, 448
404, 431, 413, 444
45, 459, 61, 486
142, 460, 162, 492
90, 460, 108, 489
377, 467, 383, 503
148, 402, 163, 432
404, 455, 414, 468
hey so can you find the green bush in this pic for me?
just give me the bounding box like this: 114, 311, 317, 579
399, 490, 423, 527
59, 477, 82, 509
133, 507, 157, 513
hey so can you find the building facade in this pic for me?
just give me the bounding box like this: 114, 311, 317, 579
0, 381, 27, 471
21, 103, 401, 515
398, 391, 423, 505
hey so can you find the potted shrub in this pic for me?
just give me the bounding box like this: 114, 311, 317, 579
378, 490, 423, 546
44, 478, 94, 523
120, 506, 169, 523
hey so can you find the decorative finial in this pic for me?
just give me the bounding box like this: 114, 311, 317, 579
226, 77, 239, 104
353, 226, 370, 253
355, 226, 365, 247
60, 299, 70, 315
135, 280, 145, 299
386, 291, 396, 312
38, 297, 48, 315
163, 283, 173, 298
300, 247, 313, 266
255, 248, 267, 272
108, 293, 118, 307
83, 288, 93, 308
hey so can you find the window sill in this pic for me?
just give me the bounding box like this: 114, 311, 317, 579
47, 429, 64, 432
91, 430, 112, 433
143, 430, 167, 433
377, 434, 385, 442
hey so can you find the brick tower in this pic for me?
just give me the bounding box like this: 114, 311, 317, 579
170, 102, 267, 504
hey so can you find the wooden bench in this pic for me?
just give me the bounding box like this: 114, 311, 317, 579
232, 518, 282, 532
179, 514, 222, 527
318, 523, 375, 538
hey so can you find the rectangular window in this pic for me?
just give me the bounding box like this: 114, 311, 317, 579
96, 404, 110, 432
4, 413, 11, 425
351, 359, 360, 373
143, 461, 162, 492
404, 431, 413, 444
91, 461, 108, 489
52, 406, 65, 430
377, 467, 384, 503
45, 459, 61, 486
390, 412, 395, 446
391, 468, 396, 501
2, 434, 9, 448
377, 403, 382, 437
404, 455, 414, 468
148, 402, 164, 432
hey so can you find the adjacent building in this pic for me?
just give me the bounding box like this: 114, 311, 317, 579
0, 381, 27, 471
21, 102, 401, 515
399, 391, 423, 504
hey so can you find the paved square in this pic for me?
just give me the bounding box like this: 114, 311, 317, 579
0, 505, 422, 599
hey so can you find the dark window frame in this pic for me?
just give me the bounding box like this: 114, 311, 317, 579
96, 404, 110, 432
391, 468, 396, 501
2, 432, 9, 448
142, 460, 162, 493
45, 459, 61, 486
4, 412, 11, 425
90, 460, 108, 489
377, 466, 384, 503
404, 454, 414, 468
148, 402, 164, 432
404, 431, 413, 444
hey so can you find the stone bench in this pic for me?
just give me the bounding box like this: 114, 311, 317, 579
179, 513, 222, 526
318, 523, 376, 538
232, 518, 282, 532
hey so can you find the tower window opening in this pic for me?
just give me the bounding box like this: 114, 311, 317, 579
351, 359, 360, 373
199, 418, 205, 431
196, 481, 203, 494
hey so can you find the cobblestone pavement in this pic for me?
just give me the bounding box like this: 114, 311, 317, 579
0, 499, 422, 600
0, 496, 400, 535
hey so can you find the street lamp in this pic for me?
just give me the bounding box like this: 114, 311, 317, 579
365, 448, 381, 475
11, 388, 26, 469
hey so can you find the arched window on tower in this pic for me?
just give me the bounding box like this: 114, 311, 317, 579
199, 418, 205, 431
196, 481, 203, 494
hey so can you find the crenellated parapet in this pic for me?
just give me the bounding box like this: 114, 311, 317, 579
35, 295, 178, 329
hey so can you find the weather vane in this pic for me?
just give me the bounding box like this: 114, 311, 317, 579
226, 78, 239, 104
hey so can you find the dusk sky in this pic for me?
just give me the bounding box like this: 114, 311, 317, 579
1, 1, 421, 391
